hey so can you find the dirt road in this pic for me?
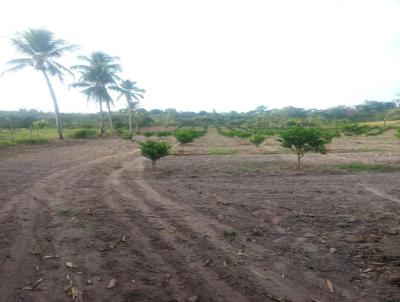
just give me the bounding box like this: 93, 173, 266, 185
0, 130, 399, 301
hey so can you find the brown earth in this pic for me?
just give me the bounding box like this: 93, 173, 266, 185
0, 128, 399, 302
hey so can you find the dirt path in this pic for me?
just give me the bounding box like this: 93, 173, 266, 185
0, 132, 399, 301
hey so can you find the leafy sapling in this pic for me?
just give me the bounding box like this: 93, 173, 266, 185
143, 131, 154, 139
174, 129, 196, 151
139, 140, 171, 171
249, 133, 266, 148
279, 127, 331, 169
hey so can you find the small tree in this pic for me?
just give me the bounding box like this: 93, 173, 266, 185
279, 127, 331, 169
32, 120, 50, 137
139, 140, 170, 171
174, 129, 195, 151
143, 131, 153, 139
249, 133, 266, 148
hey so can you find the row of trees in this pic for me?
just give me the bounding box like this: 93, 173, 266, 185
140, 126, 331, 171
3, 28, 145, 138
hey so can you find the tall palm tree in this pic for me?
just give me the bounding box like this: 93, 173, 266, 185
71, 52, 121, 136
3, 29, 77, 139
111, 80, 145, 132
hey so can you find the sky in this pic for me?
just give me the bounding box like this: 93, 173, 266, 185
1, 0, 400, 113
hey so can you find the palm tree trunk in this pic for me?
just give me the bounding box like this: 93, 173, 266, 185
105, 101, 114, 135
41, 70, 64, 139
133, 110, 138, 131
99, 100, 105, 136
127, 102, 133, 132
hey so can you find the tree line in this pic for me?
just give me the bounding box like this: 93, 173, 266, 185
2, 99, 400, 131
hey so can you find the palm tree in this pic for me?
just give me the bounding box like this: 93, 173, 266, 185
71, 52, 121, 136
111, 80, 145, 132
3, 29, 77, 139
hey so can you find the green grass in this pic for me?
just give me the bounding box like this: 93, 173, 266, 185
223, 230, 238, 238
85, 222, 100, 238
208, 148, 234, 155
337, 162, 394, 172
353, 147, 386, 152
361, 120, 400, 126
56, 208, 73, 217
0, 128, 105, 147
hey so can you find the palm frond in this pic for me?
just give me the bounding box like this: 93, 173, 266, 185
5, 58, 34, 67
1, 63, 30, 76
49, 60, 74, 77
70, 82, 91, 89
48, 43, 79, 57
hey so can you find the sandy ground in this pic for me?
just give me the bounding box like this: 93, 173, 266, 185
0, 128, 399, 302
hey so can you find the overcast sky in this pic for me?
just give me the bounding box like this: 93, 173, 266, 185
1, 0, 400, 113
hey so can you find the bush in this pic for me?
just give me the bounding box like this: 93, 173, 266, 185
341, 124, 369, 136
174, 129, 195, 150
249, 133, 266, 147
139, 140, 171, 171
174, 128, 206, 150
316, 128, 341, 140
155, 130, 174, 137
116, 129, 133, 140
69, 129, 98, 139
143, 131, 154, 138
279, 127, 331, 168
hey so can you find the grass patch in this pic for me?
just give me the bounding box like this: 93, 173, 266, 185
337, 162, 394, 172
56, 208, 73, 217
0, 128, 105, 147
85, 222, 100, 238
353, 147, 386, 152
362, 120, 400, 126
208, 148, 234, 155
223, 230, 238, 238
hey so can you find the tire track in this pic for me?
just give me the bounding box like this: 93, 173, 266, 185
111, 157, 319, 302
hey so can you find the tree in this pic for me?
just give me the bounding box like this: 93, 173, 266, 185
111, 80, 145, 132
279, 127, 331, 169
32, 120, 50, 137
249, 133, 266, 147
174, 128, 196, 151
71, 52, 121, 136
143, 131, 153, 139
3, 29, 77, 139
139, 140, 170, 171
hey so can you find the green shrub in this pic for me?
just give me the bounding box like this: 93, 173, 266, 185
139, 140, 171, 171
155, 130, 174, 137
143, 131, 154, 138
341, 124, 369, 136
116, 129, 133, 140
174, 128, 207, 150
249, 133, 266, 147
317, 128, 341, 140
69, 129, 98, 139
340, 124, 390, 136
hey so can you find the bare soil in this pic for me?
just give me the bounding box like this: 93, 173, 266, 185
0, 129, 399, 302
